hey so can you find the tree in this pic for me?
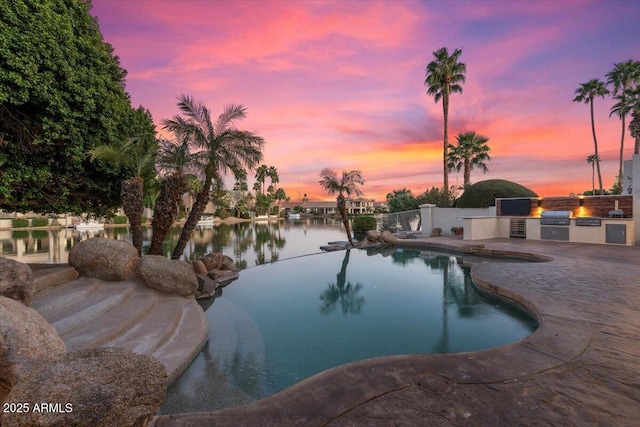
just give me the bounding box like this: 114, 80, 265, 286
447, 131, 491, 187
319, 168, 364, 246
586, 154, 600, 195
425, 47, 466, 195
606, 59, 640, 186
254, 165, 269, 195
89, 137, 157, 255
0, 0, 146, 215
385, 188, 419, 213
148, 134, 197, 255
573, 79, 609, 195
627, 86, 640, 154
162, 95, 264, 259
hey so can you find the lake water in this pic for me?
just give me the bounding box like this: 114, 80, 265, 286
0, 218, 348, 266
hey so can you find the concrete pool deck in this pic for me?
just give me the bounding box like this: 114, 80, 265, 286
150, 237, 640, 426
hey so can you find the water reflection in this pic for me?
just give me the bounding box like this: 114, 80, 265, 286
319, 250, 365, 315
0, 218, 346, 266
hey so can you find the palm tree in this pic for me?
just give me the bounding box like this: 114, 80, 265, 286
147, 135, 196, 255
573, 79, 609, 195
586, 154, 600, 194
89, 138, 157, 255
255, 164, 269, 194
162, 95, 265, 259
425, 47, 466, 194
606, 59, 640, 187
627, 86, 640, 154
319, 168, 364, 246
447, 131, 491, 187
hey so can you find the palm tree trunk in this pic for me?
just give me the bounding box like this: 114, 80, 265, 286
149, 174, 187, 255
592, 163, 595, 194
172, 173, 213, 259
442, 92, 450, 194
618, 115, 626, 189
337, 193, 354, 246
121, 177, 144, 256
463, 157, 471, 187
590, 100, 604, 195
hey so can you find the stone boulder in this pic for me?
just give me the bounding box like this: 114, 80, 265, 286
0, 296, 66, 402
366, 230, 380, 242
68, 238, 138, 281
380, 231, 398, 245
136, 255, 198, 297
199, 253, 235, 272
191, 260, 208, 275
1, 347, 167, 427
0, 257, 33, 306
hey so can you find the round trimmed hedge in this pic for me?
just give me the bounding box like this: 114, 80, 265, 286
455, 179, 537, 208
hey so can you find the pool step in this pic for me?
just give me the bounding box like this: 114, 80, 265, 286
32, 276, 209, 384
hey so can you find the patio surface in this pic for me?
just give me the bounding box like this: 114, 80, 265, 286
150, 237, 640, 426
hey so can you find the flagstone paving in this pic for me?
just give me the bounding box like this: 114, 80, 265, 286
150, 238, 640, 426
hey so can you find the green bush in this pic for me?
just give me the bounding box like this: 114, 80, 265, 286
12, 218, 29, 228
12, 230, 29, 238
114, 215, 128, 224
215, 208, 230, 220
455, 179, 537, 208
353, 216, 377, 241
141, 215, 148, 224
31, 218, 49, 227
32, 230, 48, 239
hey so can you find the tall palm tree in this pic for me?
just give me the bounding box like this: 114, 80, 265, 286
425, 47, 466, 195
162, 95, 265, 259
586, 154, 600, 194
147, 134, 197, 255
319, 168, 364, 246
255, 164, 269, 195
627, 86, 640, 154
447, 131, 491, 187
89, 138, 157, 255
606, 59, 640, 187
573, 79, 609, 195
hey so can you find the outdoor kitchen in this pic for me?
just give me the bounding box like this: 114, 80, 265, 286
492, 195, 635, 245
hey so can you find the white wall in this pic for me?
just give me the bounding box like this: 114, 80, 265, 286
420, 204, 496, 236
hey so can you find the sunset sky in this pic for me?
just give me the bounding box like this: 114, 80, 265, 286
91, 0, 640, 202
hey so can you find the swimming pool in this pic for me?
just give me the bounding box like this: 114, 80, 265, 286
160, 247, 537, 413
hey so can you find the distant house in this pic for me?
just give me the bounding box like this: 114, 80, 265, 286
280, 198, 375, 215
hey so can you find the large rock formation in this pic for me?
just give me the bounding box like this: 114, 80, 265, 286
136, 255, 198, 297
199, 253, 234, 271
0, 296, 66, 402
0, 257, 33, 306
1, 347, 167, 427
68, 238, 138, 281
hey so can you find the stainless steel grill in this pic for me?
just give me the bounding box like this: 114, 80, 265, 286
540, 211, 571, 225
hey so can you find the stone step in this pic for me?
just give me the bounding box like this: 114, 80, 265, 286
31, 276, 209, 385
30, 265, 79, 293
37, 281, 138, 336
32, 277, 102, 317
62, 290, 159, 351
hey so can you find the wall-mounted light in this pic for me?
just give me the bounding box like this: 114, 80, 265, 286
579, 198, 584, 206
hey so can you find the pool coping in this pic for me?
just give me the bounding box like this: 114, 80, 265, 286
150, 237, 640, 426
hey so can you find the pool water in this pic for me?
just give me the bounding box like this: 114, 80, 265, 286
160, 248, 537, 413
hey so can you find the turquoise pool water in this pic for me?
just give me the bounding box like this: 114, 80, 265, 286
160, 247, 537, 413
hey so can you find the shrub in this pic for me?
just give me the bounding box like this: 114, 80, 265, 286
31, 218, 49, 227
114, 215, 128, 224
32, 230, 48, 239
12, 218, 29, 228
353, 216, 377, 241
215, 208, 230, 220
455, 179, 537, 208
12, 230, 29, 239
141, 215, 148, 224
